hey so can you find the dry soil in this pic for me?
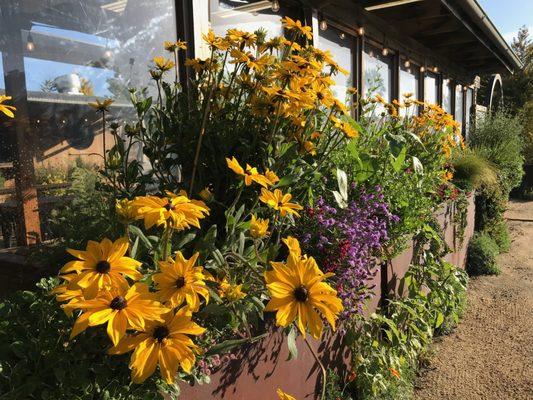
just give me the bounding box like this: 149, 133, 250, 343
414, 200, 533, 400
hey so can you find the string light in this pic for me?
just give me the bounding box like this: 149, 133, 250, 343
404, 59, 411, 68
382, 47, 389, 56
271, 0, 280, 12
26, 32, 35, 52
433, 66, 438, 73
420, 65, 426, 72
319, 17, 328, 31
357, 27, 365, 36
339, 32, 346, 40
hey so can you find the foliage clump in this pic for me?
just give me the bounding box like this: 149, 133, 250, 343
467, 232, 501, 276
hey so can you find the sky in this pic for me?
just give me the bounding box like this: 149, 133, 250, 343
477, 0, 533, 45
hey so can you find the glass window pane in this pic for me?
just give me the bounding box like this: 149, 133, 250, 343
442, 78, 453, 114
363, 44, 393, 102
455, 84, 463, 126
465, 88, 473, 135
317, 27, 354, 103
0, 1, 177, 168
424, 71, 438, 105
209, 0, 283, 38
399, 61, 418, 116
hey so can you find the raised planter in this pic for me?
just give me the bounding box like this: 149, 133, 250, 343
179, 195, 476, 399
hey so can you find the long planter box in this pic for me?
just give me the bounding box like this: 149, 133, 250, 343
180, 196, 476, 399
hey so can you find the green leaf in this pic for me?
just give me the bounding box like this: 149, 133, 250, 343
435, 312, 445, 328
205, 333, 268, 356
286, 325, 298, 361
390, 146, 407, 172
128, 225, 153, 250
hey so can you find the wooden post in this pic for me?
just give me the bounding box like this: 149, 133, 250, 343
2, 24, 41, 246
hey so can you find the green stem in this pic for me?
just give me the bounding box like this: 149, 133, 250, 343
304, 337, 327, 400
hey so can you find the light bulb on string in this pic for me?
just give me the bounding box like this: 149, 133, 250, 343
404, 59, 411, 68
339, 32, 346, 40
271, 0, 280, 12
26, 32, 35, 52
382, 47, 389, 56
357, 27, 365, 36
319, 18, 328, 31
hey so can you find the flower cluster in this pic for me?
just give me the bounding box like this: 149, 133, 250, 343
295, 186, 398, 317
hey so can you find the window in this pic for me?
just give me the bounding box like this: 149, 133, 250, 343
209, 0, 284, 39
317, 27, 354, 103
399, 60, 419, 116
442, 78, 453, 114
0, 1, 177, 166
455, 84, 463, 128
465, 87, 473, 135
424, 71, 438, 105
363, 43, 393, 105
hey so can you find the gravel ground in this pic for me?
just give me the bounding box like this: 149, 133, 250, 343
414, 200, 533, 400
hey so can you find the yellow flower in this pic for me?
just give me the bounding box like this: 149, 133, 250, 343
88, 98, 114, 112
264, 169, 280, 185
153, 56, 175, 72
264, 237, 343, 339
60, 237, 142, 298
203, 29, 230, 50
340, 121, 359, 138
226, 157, 272, 187
53, 274, 85, 317
185, 57, 215, 73
219, 278, 246, 302
132, 191, 209, 231
164, 40, 187, 52
65, 283, 167, 345
282, 17, 313, 40
226, 29, 256, 47
277, 388, 297, 400
153, 251, 209, 311
0, 95, 16, 118
115, 198, 136, 224
198, 186, 213, 202
250, 215, 269, 238
259, 188, 303, 217
109, 308, 205, 383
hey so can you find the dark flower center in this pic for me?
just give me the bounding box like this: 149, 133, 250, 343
164, 203, 175, 211
95, 260, 111, 274
110, 296, 128, 310
175, 277, 186, 289
294, 285, 309, 302
152, 325, 170, 342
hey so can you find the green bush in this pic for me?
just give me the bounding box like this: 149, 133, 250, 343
0, 280, 170, 400
487, 220, 511, 253
466, 233, 501, 276
451, 149, 498, 191
468, 110, 524, 196
474, 186, 507, 232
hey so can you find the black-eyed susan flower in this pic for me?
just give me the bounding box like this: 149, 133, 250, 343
0, 95, 16, 118
250, 215, 269, 239
203, 29, 230, 50
65, 283, 167, 345
264, 237, 343, 339
132, 191, 209, 231
225, 157, 273, 187
264, 169, 280, 185
164, 40, 187, 52
115, 198, 136, 224
60, 237, 142, 298
88, 98, 114, 112
282, 17, 313, 41
277, 388, 297, 400
153, 56, 175, 72
108, 307, 205, 383
218, 278, 246, 302
152, 251, 209, 311
259, 188, 303, 217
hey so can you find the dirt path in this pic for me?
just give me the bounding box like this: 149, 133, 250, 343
414, 200, 533, 400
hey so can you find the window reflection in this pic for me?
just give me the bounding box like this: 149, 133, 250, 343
399, 60, 418, 116
209, 0, 283, 38
317, 27, 354, 103
465, 88, 473, 135
455, 84, 463, 127
363, 44, 392, 102
424, 71, 438, 105
442, 78, 453, 114
0, 0, 177, 168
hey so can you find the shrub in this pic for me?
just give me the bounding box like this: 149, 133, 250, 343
466, 232, 501, 276
468, 109, 524, 195
487, 219, 511, 253
0, 280, 166, 400
474, 186, 507, 232
451, 149, 498, 191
